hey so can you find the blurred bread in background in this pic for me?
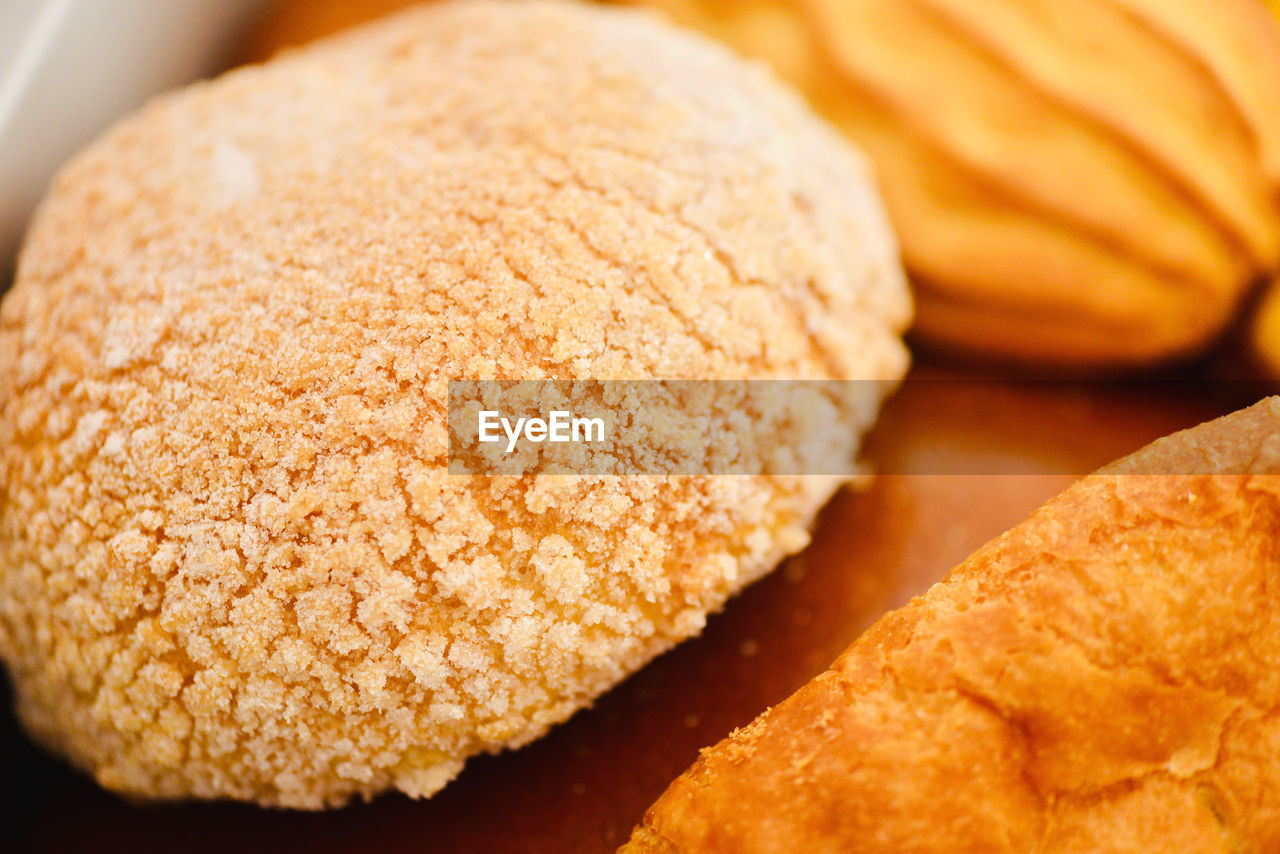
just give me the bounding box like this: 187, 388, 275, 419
242, 0, 417, 60
1247, 1, 1280, 381
634, 0, 1280, 369
1252, 277, 1280, 379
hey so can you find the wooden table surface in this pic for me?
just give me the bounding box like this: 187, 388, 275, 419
2, 360, 1253, 853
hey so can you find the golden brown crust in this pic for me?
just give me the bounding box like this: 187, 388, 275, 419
0, 1, 908, 808
631, 0, 1280, 367
623, 398, 1280, 852
251, 0, 1280, 369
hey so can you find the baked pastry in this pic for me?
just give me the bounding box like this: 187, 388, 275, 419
0, 1, 909, 808
623, 397, 1280, 852
629, 0, 1280, 368
249, 0, 1280, 369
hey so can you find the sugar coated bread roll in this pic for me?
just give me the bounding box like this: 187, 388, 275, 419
624, 398, 1280, 852
0, 0, 908, 808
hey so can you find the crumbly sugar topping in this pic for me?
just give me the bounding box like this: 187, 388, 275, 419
0, 0, 908, 807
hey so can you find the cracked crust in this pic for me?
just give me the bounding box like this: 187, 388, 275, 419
0, 0, 909, 808
622, 398, 1280, 853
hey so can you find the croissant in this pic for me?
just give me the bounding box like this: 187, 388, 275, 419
624, 397, 1280, 852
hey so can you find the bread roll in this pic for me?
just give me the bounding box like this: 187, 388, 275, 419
0, 1, 908, 808
624, 398, 1280, 852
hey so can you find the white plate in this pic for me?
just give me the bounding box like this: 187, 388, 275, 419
0, 0, 266, 277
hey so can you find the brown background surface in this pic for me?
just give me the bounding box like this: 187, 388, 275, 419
1, 360, 1252, 854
